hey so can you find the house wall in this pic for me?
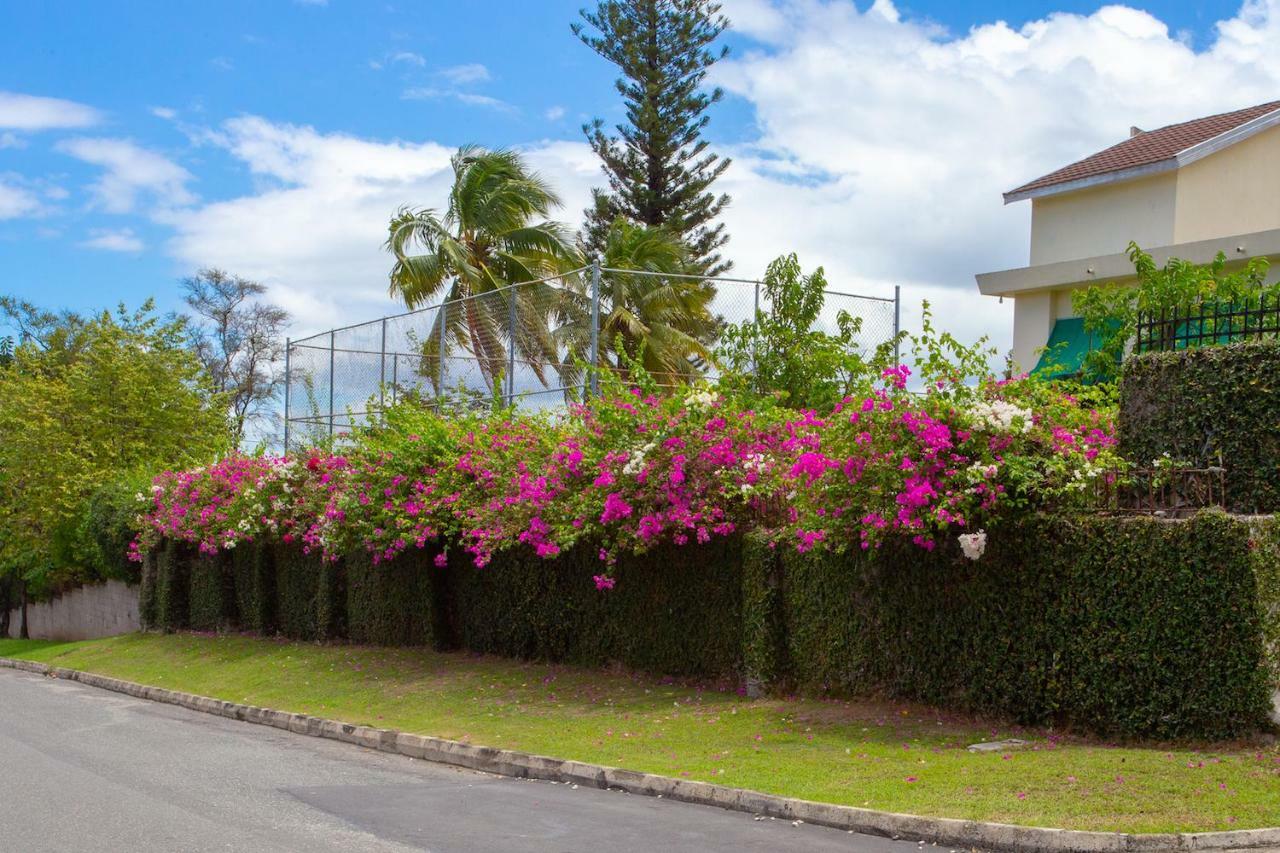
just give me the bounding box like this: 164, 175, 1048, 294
1029, 172, 1177, 266
1010, 288, 1096, 372
1175, 124, 1280, 244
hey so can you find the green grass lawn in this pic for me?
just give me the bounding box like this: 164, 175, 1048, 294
1, 633, 1276, 834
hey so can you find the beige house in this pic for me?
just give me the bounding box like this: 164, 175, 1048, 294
977, 100, 1280, 373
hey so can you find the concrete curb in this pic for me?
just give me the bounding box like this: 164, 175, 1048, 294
3, 656, 1277, 853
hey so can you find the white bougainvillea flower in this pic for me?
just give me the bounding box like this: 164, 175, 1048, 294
958, 529, 987, 561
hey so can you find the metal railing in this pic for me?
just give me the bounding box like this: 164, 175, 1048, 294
1135, 294, 1280, 353
283, 261, 901, 451
1091, 466, 1227, 516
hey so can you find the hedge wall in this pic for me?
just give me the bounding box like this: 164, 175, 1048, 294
1121, 340, 1280, 513
188, 553, 237, 632
441, 537, 743, 677
142, 511, 1279, 738
346, 548, 442, 647
760, 512, 1274, 739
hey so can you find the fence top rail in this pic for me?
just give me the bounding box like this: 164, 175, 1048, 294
290, 264, 592, 344
290, 265, 897, 345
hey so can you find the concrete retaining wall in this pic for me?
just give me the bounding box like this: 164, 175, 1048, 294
4, 580, 140, 641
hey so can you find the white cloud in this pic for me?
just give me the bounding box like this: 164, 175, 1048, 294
0, 132, 22, 149
706, 0, 1280, 356
401, 87, 516, 113
545, 105, 567, 121
438, 63, 491, 85
391, 51, 426, 67
57, 137, 196, 213
0, 177, 42, 219
80, 228, 144, 252
210, 57, 235, 72
162, 1, 1280, 364
151, 106, 178, 120
164, 119, 597, 331
0, 91, 100, 131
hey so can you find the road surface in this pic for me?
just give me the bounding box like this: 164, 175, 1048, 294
0, 667, 943, 852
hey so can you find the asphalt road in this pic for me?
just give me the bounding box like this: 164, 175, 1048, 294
0, 668, 941, 853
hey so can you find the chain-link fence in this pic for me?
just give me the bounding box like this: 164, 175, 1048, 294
284, 263, 900, 450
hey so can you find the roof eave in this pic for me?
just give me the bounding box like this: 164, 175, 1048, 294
1002, 105, 1280, 205
1002, 158, 1177, 204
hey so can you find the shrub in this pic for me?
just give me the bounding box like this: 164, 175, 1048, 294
133, 363, 1121, 589
1073, 242, 1278, 381
1121, 339, 1280, 513
78, 472, 152, 585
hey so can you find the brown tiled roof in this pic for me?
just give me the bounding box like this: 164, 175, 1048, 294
1006, 100, 1280, 199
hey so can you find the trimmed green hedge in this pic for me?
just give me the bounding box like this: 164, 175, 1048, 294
442, 537, 743, 677
141, 512, 1278, 738
232, 543, 275, 634
153, 540, 190, 633
346, 548, 441, 647
1121, 340, 1280, 513
272, 545, 344, 642
188, 553, 236, 632
760, 512, 1272, 739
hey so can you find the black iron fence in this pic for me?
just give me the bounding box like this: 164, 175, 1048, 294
1135, 294, 1280, 353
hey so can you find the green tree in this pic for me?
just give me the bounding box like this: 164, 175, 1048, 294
717, 254, 892, 410
559, 218, 718, 389
574, 0, 733, 274
1072, 241, 1276, 381
0, 301, 233, 599
386, 146, 578, 391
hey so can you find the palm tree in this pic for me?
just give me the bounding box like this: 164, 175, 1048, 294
386, 146, 578, 392
559, 219, 719, 390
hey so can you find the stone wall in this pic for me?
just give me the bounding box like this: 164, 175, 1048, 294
4, 580, 140, 641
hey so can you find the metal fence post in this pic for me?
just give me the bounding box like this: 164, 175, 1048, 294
328, 330, 336, 439
379, 317, 387, 409
507, 286, 517, 406
282, 338, 291, 454
752, 282, 760, 376
892, 284, 902, 366
589, 259, 601, 397
437, 301, 447, 406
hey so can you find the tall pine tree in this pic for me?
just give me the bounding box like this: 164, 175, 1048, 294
574, 0, 733, 275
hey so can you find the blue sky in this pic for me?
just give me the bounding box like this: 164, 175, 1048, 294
0, 0, 1268, 348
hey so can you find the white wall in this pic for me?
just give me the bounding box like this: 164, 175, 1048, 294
1029, 172, 1177, 266
4, 580, 139, 642
1175, 124, 1280, 244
